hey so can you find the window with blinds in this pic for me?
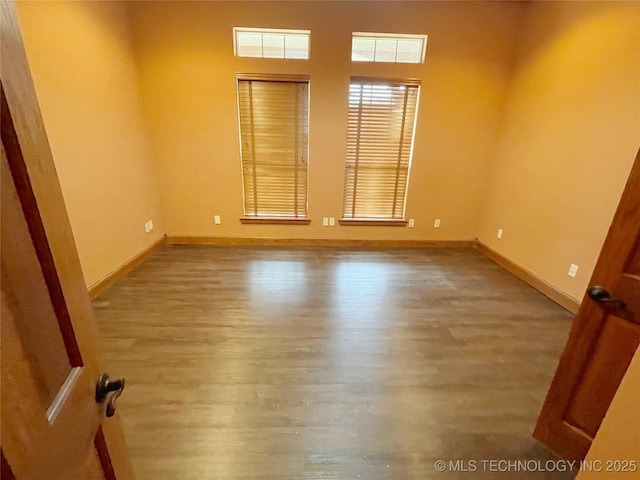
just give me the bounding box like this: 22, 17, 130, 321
342, 79, 420, 223
237, 77, 309, 221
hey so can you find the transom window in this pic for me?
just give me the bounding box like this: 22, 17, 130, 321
234, 28, 310, 59
341, 78, 420, 223
351, 33, 427, 64
236, 77, 309, 221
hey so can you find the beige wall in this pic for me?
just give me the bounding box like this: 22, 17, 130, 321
15, 1, 640, 304
128, 1, 524, 241
577, 346, 640, 479
16, 1, 164, 287
478, 1, 640, 301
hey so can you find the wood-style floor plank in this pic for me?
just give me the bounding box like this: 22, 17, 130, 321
94, 246, 574, 479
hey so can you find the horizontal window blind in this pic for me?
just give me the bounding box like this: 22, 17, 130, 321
343, 80, 419, 220
237, 79, 309, 217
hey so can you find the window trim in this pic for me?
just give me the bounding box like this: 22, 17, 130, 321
235, 73, 311, 83
233, 27, 311, 60
338, 219, 408, 227
240, 217, 311, 225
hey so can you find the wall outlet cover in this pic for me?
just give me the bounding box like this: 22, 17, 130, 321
568, 264, 579, 278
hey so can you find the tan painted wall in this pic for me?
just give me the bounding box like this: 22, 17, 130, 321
577, 346, 640, 479
127, 1, 524, 241
15, 1, 640, 305
16, 1, 164, 287
478, 1, 640, 301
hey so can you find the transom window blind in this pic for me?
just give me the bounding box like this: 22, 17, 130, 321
237, 78, 309, 218
342, 79, 420, 220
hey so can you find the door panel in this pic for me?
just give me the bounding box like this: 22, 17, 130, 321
2, 145, 81, 398
1, 0, 133, 477
534, 148, 640, 460
78, 440, 107, 480
565, 315, 639, 437
2, 128, 104, 479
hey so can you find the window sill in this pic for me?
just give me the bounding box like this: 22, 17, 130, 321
240, 217, 311, 225
339, 218, 408, 226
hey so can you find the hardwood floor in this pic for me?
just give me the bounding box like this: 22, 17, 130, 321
93, 246, 575, 479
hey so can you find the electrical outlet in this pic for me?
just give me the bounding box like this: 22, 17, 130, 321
434, 218, 440, 228
214, 215, 221, 225
144, 221, 149, 233
408, 219, 415, 228
148, 220, 153, 231
329, 217, 335, 226
497, 228, 503, 239
322, 217, 329, 226
568, 264, 579, 278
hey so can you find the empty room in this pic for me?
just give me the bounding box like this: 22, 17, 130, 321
1, 0, 639, 479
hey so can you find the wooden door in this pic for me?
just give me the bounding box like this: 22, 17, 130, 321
534, 148, 640, 461
0, 1, 134, 478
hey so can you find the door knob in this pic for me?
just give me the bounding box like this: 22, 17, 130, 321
587, 286, 626, 309
95, 373, 125, 418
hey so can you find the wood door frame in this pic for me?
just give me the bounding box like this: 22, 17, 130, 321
1, 0, 132, 476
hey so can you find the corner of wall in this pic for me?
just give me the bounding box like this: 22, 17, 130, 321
16, 0, 166, 288
475, 1, 640, 302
